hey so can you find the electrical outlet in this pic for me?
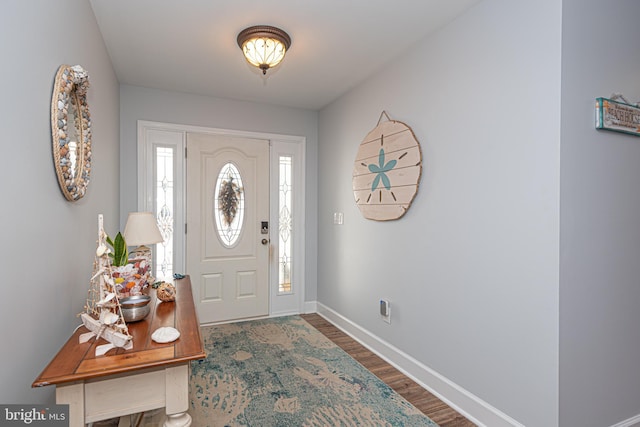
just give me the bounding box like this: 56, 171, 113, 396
380, 299, 391, 324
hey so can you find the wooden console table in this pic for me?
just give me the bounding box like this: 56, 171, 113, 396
33, 276, 205, 427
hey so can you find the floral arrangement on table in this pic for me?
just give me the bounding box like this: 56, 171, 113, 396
107, 232, 150, 297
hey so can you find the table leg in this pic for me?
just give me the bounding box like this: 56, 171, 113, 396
164, 364, 191, 427
163, 413, 192, 427
56, 382, 85, 427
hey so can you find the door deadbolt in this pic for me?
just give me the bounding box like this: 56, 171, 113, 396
261, 238, 269, 245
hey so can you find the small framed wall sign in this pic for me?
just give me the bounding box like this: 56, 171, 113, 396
595, 97, 640, 137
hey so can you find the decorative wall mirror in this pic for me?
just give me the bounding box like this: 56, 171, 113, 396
51, 64, 92, 201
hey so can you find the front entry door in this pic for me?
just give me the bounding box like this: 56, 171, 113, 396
186, 133, 270, 324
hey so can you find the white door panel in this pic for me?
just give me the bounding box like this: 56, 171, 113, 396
186, 133, 269, 324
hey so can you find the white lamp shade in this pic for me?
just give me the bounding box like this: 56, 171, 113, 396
123, 212, 164, 246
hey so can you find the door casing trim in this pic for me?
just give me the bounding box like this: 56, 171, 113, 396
137, 120, 307, 317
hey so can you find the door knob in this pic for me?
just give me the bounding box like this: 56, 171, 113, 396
261, 238, 269, 245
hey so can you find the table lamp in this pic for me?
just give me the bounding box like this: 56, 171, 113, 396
123, 212, 164, 285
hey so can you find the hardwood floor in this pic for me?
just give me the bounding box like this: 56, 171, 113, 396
300, 313, 476, 427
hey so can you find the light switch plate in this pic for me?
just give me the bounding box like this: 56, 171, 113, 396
333, 212, 344, 225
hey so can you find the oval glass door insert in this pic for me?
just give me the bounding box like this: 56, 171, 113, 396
214, 162, 245, 247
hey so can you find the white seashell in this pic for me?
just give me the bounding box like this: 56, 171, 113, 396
97, 293, 116, 306
100, 311, 119, 325
96, 244, 107, 256
90, 267, 105, 281
117, 264, 135, 273
151, 327, 180, 343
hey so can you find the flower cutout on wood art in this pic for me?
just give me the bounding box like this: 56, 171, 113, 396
368, 148, 397, 191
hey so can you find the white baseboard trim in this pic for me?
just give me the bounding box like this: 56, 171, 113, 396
270, 309, 302, 318
315, 302, 525, 427
303, 300, 317, 314
610, 413, 640, 427
269, 301, 316, 318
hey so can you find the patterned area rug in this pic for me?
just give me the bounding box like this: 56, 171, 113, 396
189, 315, 438, 426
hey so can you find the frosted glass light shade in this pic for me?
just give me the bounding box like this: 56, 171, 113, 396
237, 26, 291, 75
123, 212, 164, 246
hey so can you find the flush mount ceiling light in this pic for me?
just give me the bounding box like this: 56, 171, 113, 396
237, 25, 291, 75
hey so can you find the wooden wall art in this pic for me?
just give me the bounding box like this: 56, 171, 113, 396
353, 112, 422, 221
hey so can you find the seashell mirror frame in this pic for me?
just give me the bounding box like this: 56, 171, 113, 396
51, 64, 92, 201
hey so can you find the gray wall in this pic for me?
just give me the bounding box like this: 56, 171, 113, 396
0, 0, 120, 403
119, 85, 319, 301
317, 1, 561, 425
6, 1, 639, 425
559, 1, 640, 426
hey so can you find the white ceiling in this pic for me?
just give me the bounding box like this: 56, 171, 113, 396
89, 0, 481, 111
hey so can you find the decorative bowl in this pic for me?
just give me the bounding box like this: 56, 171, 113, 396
119, 295, 151, 322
